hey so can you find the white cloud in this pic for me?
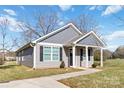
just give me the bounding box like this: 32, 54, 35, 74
19, 6, 25, 10
104, 31, 124, 41
106, 45, 118, 52
71, 8, 74, 12
58, 21, 64, 26
89, 6, 96, 10
102, 5, 123, 16
103, 31, 124, 51
89, 5, 103, 11
58, 5, 72, 11
95, 25, 104, 29
3, 9, 16, 16
0, 15, 23, 32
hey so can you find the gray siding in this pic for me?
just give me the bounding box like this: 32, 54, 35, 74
77, 33, 104, 47
34, 44, 69, 68
40, 26, 81, 44
76, 46, 94, 67
17, 47, 33, 67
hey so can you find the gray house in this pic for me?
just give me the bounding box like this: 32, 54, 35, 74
16, 23, 105, 69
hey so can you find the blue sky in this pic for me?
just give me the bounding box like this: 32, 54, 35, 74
0, 5, 124, 51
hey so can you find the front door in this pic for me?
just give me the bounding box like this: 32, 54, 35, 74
69, 49, 73, 66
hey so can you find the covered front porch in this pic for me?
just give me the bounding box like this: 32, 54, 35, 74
68, 45, 103, 68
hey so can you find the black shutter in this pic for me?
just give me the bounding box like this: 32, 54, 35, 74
60, 47, 62, 61
40, 46, 43, 61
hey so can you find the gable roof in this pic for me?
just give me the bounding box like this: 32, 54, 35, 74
16, 23, 106, 52
73, 31, 106, 47
32, 23, 83, 43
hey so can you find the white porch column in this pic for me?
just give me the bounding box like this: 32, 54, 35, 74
85, 46, 88, 67
100, 48, 103, 67
33, 44, 37, 69
72, 45, 76, 67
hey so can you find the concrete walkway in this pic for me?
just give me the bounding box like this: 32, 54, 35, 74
0, 68, 101, 88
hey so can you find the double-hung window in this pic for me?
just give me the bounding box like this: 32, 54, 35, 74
43, 46, 51, 61
52, 47, 60, 61
43, 46, 60, 61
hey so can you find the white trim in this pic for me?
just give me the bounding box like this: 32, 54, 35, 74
100, 48, 103, 67
73, 31, 106, 47
76, 44, 103, 48
73, 31, 92, 44
38, 42, 63, 47
43, 46, 60, 62
33, 44, 37, 69
43, 46, 52, 61
85, 46, 88, 68
32, 23, 83, 43
91, 31, 106, 46
69, 23, 83, 35
72, 46, 76, 68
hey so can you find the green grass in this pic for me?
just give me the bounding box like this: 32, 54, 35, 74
0, 62, 82, 83
59, 59, 124, 88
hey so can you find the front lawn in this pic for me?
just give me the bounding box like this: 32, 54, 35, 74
0, 62, 82, 83
59, 59, 124, 88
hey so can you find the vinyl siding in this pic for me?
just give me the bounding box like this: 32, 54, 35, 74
35, 44, 69, 68
39, 26, 81, 44
16, 47, 33, 67
77, 33, 104, 47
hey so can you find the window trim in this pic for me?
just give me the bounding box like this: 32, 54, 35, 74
43, 46, 51, 61
43, 46, 60, 62
52, 47, 60, 61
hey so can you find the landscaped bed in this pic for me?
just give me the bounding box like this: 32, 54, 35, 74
59, 59, 124, 88
0, 62, 82, 83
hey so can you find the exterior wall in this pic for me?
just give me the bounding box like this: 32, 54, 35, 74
35, 44, 69, 68
77, 33, 104, 46
75, 46, 94, 67
16, 47, 33, 67
75, 46, 82, 67
62, 47, 69, 67
40, 26, 81, 44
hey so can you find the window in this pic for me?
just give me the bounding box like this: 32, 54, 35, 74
43, 46, 60, 61
52, 47, 60, 61
43, 47, 51, 61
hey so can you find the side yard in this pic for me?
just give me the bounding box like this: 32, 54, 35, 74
59, 59, 124, 88
0, 62, 82, 83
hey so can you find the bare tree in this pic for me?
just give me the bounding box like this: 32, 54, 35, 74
0, 17, 9, 62
18, 10, 59, 44
71, 14, 98, 33
37, 12, 58, 35
0, 17, 19, 63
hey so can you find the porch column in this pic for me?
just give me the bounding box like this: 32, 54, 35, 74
100, 48, 103, 67
72, 45, 76, 67
85, 46, 88, 67
33, 44, 37, 69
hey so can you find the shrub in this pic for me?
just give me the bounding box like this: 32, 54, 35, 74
92, 63, 98, 68
0, 58, 5, 65
60, 61, 65, 68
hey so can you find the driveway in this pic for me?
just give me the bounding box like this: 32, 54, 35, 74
0, 68, 101, 88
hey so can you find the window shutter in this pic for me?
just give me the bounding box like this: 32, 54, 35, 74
60, 47, 62, 61
40, 46, 43, 61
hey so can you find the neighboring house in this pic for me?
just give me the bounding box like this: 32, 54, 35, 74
6, 52, 16, 61
0, 52, 16, 61
16, 23, 105, 69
